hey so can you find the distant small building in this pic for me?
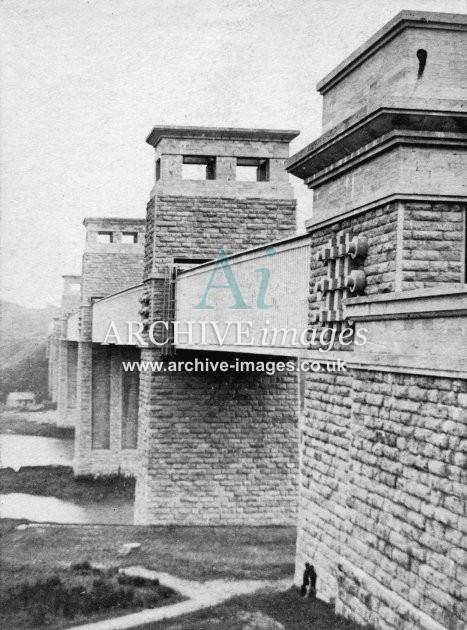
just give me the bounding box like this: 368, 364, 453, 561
6, 392, 36, 409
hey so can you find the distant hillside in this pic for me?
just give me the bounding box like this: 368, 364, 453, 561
0, 300, 58, 400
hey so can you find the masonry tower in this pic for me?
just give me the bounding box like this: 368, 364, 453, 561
135, 126, 299, 525
287, 11, 467, 630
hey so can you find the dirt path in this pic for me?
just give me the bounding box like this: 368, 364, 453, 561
67, 566, 291, 630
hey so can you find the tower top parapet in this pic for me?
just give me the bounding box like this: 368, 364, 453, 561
82, 217, 146, 251
287, 10, 467, 226
317, 11, 467, 96
146, 125, 299, 199
316, 11, 467, 134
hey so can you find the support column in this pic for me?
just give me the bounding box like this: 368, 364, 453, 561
74, 338, 92, 475
135, 351, 298, 525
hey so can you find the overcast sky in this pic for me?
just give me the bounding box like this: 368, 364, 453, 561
1, 0, 466, 308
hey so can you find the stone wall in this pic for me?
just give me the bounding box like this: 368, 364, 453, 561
308, 200, 466, 326
300, 194, 466, 629
314, 201, 399, 295
137, 170, 298, 524
143, 192, 298, 344
144, 194, 297, 278
308, 202, 399, 341
134, 349, 298, 525
296, 369, 353, 601
319, 18, 467, 132
297, 367, 466, 630
60, 276, 82, 315
82, 253, 144, 301
311, 146, 467, 221
402, 202, 465, 289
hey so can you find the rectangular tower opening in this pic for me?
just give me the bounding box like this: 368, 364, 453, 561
96, 231, 113, 243
122, 232, 138, 244
236, 158, 269, 182
182, 155, 216, 180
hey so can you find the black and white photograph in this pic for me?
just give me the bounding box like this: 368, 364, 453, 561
0, 1, 466, 628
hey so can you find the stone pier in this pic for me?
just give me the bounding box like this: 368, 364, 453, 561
135, 126, 300, 524
74, 218, 145, 475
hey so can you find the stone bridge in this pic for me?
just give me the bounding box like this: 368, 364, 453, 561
48, 11, 467, 630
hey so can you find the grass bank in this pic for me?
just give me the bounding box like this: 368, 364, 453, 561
0, 466, 135, 502
1, 563, 182, 630
0, 520, 296, 583
0, 407, 74, 438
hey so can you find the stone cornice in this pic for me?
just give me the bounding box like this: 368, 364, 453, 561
83, 217, 146, 227
287, 105, 467, 181
146, 125, 300, 148
304, 130, 467, 189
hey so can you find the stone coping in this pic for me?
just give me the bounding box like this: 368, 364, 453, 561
62, 274, 82, 280
83, 218, 146, 226
176, 231, 311, 277
92, 284, 143, 305
146, 125, 300, 148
